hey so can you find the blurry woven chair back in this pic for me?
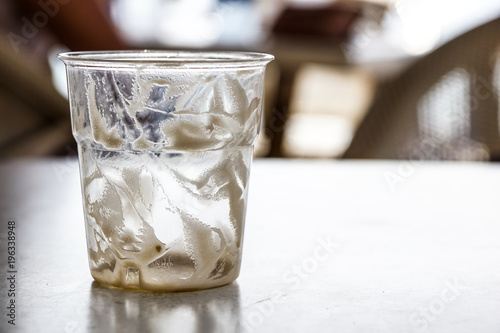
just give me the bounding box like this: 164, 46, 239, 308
343, 17, 500, 160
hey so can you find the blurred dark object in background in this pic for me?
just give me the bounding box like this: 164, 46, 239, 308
343, 17, 500, 161
264, 1, 386, 158
272, 2, 362, 40
0, 0, 127, 159
13, 0, 126, 52
0, 39, 71, 158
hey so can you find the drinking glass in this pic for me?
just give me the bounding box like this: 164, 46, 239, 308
59, 50, 273, 291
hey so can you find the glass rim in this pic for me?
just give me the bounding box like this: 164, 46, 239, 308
58, 50, 274, 68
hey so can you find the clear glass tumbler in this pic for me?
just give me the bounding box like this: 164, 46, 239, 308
59, 51, 273, 291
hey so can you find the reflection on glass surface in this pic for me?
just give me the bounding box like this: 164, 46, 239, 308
89, 282, 240, 333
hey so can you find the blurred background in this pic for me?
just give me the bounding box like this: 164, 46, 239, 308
1, 0, 500, 160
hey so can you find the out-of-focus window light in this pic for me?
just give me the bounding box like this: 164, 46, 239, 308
156, 0, 223, 48
282, 64, 375, 158
110, 0, 162, 46
110, 0, 264, 48
216, 0, 264, 47
395, 0, 441, 55
283, 113, 354, 158
347, 0, 500, 63
48, 45, 69, 99
418, 68, 471, 142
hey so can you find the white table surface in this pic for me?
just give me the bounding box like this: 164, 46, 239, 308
1, 158, 500, 333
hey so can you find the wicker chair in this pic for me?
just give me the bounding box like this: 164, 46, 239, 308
343, 17, 500, 161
